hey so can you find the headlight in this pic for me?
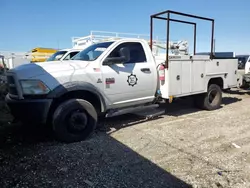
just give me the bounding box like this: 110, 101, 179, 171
20, 80, 50, 95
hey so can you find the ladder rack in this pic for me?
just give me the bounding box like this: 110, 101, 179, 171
71, 30, 189, 55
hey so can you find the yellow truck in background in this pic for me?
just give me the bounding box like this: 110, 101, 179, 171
30, 47, 58, 63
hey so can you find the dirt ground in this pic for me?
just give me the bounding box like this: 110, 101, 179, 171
0, 89, 250, 188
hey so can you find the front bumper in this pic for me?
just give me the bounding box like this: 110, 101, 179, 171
5, 94, 52, 124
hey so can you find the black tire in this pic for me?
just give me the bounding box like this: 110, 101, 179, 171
52, 99, 97, 143
194, 84, 222, 111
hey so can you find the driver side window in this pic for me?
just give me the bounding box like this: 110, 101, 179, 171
108, 42, 147, 63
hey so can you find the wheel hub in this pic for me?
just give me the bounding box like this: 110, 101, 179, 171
68, 111, 88, 132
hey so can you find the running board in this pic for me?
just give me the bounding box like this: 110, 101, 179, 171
134, 108, 166, 119
105, 104, 160, 118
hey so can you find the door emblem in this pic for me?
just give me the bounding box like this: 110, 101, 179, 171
127, 74, 138, 87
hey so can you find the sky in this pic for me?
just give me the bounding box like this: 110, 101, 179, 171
0, 0, 250, 54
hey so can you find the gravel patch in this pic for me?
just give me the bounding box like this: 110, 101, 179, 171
0, 89, 250, 187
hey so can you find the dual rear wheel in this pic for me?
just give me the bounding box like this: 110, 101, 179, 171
194, 84, 222, 110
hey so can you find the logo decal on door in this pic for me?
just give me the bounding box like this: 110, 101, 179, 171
127, 74, 138, 87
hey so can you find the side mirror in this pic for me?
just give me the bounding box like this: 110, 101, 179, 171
103, 58, 116, 65
103, 47, 130, 66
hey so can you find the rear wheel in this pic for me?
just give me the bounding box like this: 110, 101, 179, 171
52, 99, 97, 143
194, 84, 222, 111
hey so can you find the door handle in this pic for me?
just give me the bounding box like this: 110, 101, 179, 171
141, 68, 151, 73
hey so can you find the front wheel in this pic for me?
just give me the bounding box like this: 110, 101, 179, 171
194, 84, 222, 111
52, 99, 98, 143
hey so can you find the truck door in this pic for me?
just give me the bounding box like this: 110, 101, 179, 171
101, 42, 156, 108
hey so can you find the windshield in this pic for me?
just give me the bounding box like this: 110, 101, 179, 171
72, 41, 113, 61
47, 51, 67, 61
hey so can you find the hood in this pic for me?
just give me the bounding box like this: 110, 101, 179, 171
9, 61, 75, 79
9, 60, 91, 79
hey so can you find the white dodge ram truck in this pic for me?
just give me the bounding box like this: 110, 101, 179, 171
5, 38, 240, 142
5, 10, 242, 142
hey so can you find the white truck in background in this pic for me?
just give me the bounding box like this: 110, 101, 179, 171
46, 48, 81, 61
237, 55, 250, 70
5, 10, 242, 143
235, 55, 250, 87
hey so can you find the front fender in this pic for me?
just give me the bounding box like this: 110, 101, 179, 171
47, 81, 107, 112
